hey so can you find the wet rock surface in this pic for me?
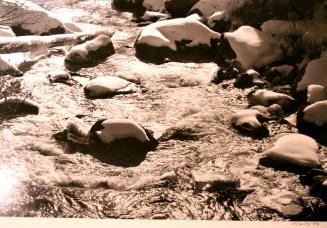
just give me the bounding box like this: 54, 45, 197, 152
0, 0, 326, 221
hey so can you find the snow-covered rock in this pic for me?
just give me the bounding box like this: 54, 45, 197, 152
0, 26, 15, 37
225, 26, 283, 70
302, 101, 327, 127
0, 0, 74, 35
261, 134, 320, 168
91, 119, 149, 144
0, 57, 23, 77
84, 76, 131, 98
247, 89, 295, 111
135, 15, 221, 62
140, 10, 168, 22
231, 109, 269, 138
65, 34, 115, 66
164, 0, 199, 17
207, 11, 230, 32
297, 56, 327, 91
307, 85, 327, 104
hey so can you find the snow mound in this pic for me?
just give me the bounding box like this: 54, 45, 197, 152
297, 56, 327, 91
261, 133, 320, 168
225, 26, 283, 69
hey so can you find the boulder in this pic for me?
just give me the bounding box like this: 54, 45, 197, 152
0, 0, 71, 35
0, 57, 23, 77
297, 100, 327, 144
260, 133, 320, 168
231, 109, 269, 138
165, 0, 199, 18
0, 25, 15, 37
296, 56, 327, 92
134, 15, 221, 62
234, 69, 266, 89
207, 11, 230, 32
143, 0, 166, 11
307, 84, 327, 104
112, 0, 144, 13
247, 89, 295, 112
0, 97, 39, 116
225, 26, 283, 70
65, 34, 115, 68
84, 76, 132, 98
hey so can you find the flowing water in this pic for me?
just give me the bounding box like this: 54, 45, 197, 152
0, 0, 326, 220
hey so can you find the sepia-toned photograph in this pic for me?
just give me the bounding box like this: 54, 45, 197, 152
0, 0, 326, 224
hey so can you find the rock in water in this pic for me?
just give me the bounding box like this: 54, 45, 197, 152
297, 56, 327, 92
84, 76, 131, 98
297, 100, 327, 145
0, 0, 67, 35
89, 119, 158, 151
231, 109, 269, 138
134, 15, 221, 62
0, 58, 23, 77
260, 134, 320, 168
0, 97, 39, 116
65, 34, 115, 67
247, 89, 295, 112
306, 84, 327, 104
225, 26, 283, 70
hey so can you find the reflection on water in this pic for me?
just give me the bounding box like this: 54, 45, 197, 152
0, 168, 17, 205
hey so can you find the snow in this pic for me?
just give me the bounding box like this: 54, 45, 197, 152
262, 133, 320, 168
303, 100, 327, 126
0, 26, 15, 37
297, 56, 327, 91
307, 85, 327, 104
95, 119, 150, 144
84, 76, 131, 98
225, 26, 283, 69
137, 16, 221, 51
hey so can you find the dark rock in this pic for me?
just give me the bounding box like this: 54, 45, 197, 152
0, 97, 39, 117
212, 65, 239, 84
112, 0, 145, 15
165, 0, 199, 18
159, 127, 200, 141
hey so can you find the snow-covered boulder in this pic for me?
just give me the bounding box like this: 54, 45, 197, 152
65, 34, 115, 67
0, 0, 74, 35
89, 118, 158, 151
0, 25, 15, 37
164, 0, 199, 17
231, 109, 269, 138
297, 100, 327, 144
307, 85, 327, 104
0, 58, 23, 77
296, 56, 327, 91
261, 133, 320, 168
247, 89, 295, 112
225, 26, 283, 70
135, 15, 221, 62
84, 76, 132, 98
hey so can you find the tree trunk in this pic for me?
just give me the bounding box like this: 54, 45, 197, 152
0, 30, 113, 54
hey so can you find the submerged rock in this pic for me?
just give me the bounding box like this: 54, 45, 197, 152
134, 15, 221, 62
260, 133, 320, 168
84, 76, 132, 98
225, 26, 283, 70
